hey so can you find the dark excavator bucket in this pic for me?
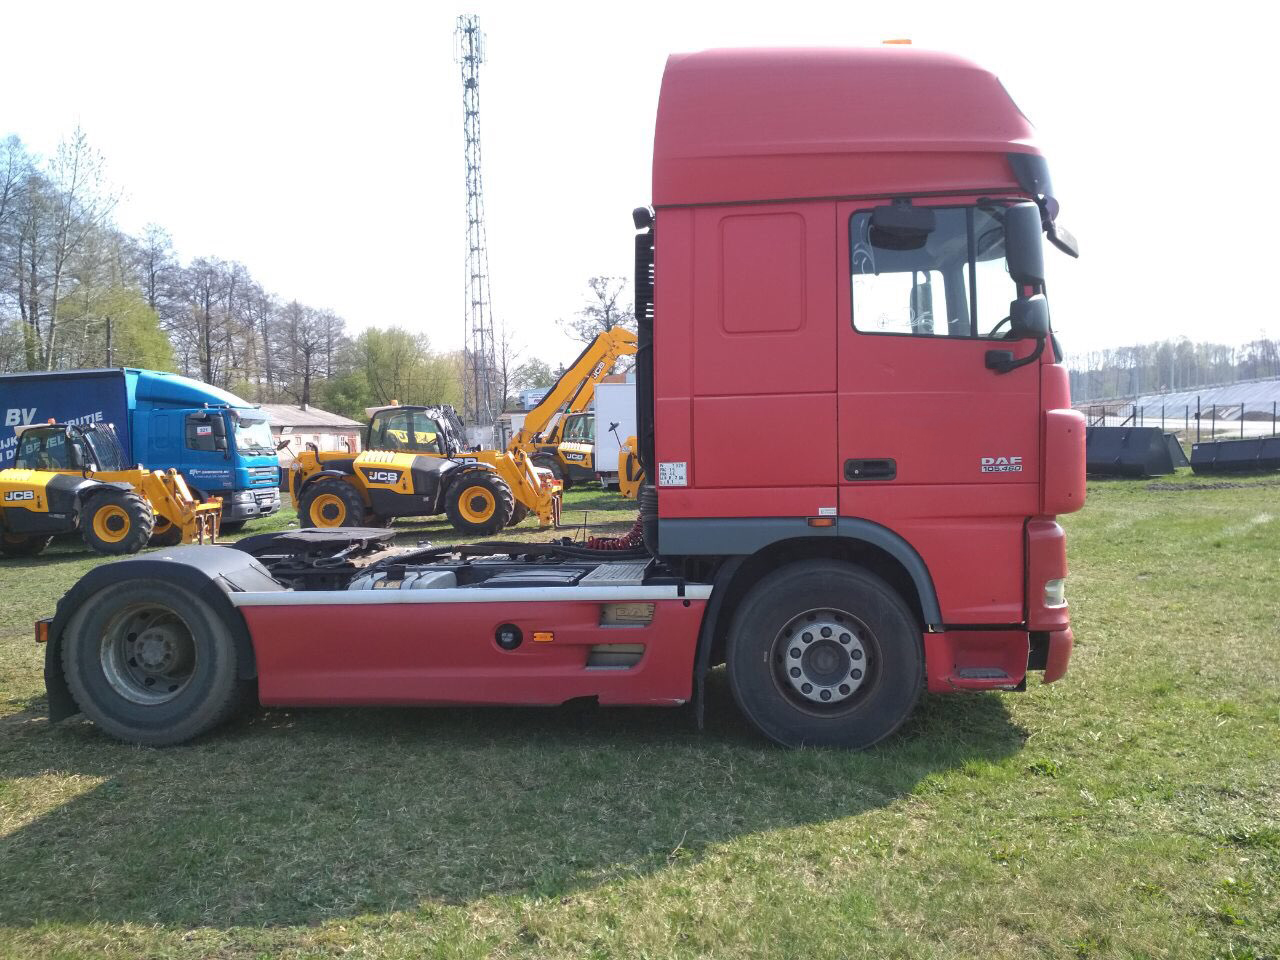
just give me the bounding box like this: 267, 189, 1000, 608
1190, 436, 1280, 474
1085, 426, 1177, 478
1164, 433, 1190, 467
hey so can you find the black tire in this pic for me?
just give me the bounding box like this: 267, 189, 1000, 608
61, 580, 248, 746
444, 465, 515, 535
532, 453, 571, 491
365, 512, 395, 528
726, 560, 923, 749
298, 479, 365, 528
1, 531, 53, 557
508, 503, 530, 526
217, 519, 246, 534
79, 489, 154, 555
149, 515, 184, 547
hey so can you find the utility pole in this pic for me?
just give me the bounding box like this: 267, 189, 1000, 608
456, 14, 499, 444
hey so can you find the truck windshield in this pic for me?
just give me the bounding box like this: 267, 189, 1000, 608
15, 430, 72, 470
233, 416, 275, 456
850, 205, 1017, 339
82, 425, 128, 471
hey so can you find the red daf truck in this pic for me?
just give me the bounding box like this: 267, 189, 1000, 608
38, 47, 1085, 748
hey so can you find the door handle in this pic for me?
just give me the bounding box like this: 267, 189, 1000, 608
844, 458, 896, 481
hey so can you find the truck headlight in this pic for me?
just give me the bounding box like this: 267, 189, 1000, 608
234, 490, 255, 502
1044, 578, 1067, 608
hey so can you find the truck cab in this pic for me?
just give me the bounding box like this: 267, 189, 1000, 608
128, 370, 281, 527
637, 46, 1084, 692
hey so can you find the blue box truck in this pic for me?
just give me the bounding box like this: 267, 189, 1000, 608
0, 368, 280, 529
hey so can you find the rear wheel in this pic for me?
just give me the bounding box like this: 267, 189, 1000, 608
80, 490, 154, 555
1, 531, 53, 557
149, 515, 184, 547
298, 480, 364, 528
61, 581, 248, 745
726, 560, 923, 749
532, 453, 571, 491
444, 466, 515, 535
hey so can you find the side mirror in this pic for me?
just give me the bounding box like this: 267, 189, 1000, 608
870, 203, 935, 251
1009, 294, 1050, 339
1047, 221, 1080, 258
1004, 202, 1045, 285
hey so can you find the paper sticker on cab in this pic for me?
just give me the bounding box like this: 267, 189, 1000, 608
658, 461, 687, 486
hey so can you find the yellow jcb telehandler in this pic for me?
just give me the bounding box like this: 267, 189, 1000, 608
288, 403, 560, 535
0, 422, 221, 558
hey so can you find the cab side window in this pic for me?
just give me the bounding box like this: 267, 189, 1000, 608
851, 205, 1016, 339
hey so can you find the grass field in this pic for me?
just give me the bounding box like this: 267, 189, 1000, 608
0, 479, 1276, 959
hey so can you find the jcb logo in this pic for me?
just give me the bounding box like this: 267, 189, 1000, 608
364, 469, 402, 485
4, 489, 35, 502
981, 456, 1023, 474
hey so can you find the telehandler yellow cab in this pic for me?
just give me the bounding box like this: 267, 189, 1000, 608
0, 422, 221, 558
507, 326, 637, 488
288, 403, 560, 535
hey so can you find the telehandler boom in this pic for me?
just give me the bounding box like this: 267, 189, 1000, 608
508, 327, 637, 488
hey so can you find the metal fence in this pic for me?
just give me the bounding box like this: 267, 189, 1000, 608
1082, 400, 1280, 442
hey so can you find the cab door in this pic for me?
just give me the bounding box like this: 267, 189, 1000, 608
835, 200, 1041, 624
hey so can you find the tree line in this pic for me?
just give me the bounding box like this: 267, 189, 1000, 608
0, 130, 633, 422
1067, 337, 1280, 403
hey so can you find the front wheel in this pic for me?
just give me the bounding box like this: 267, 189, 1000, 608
726, 560, 923, 749
80, 490, 154, 555
61, 580, 249, 745
444, 466, 515, 535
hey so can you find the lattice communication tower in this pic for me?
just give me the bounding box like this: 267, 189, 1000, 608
456, 14, 498, 435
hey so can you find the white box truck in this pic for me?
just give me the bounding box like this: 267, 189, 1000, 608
592, 381, 636, 489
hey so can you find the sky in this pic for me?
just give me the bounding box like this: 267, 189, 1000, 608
3, 0, 1275, 366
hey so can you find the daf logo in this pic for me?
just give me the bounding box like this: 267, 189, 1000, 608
364, 469, 402, 485
4, 489, 35, 501
981, 456, 1023, 474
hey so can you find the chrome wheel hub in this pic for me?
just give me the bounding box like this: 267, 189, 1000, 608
777, 609, 868, 705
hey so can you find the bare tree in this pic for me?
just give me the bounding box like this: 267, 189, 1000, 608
494, 319, 524, 410
558, 276, 636, 344
37, 128, 118, 368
